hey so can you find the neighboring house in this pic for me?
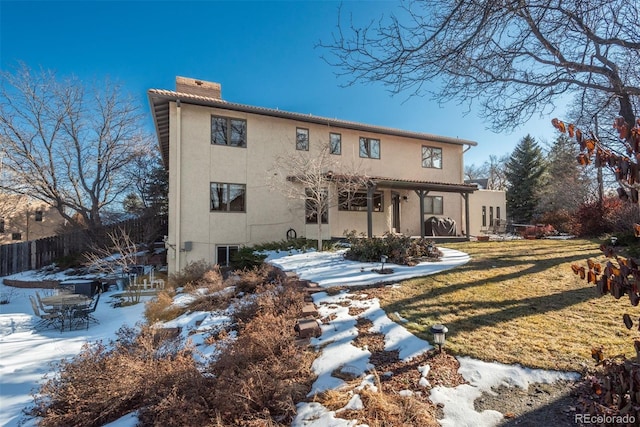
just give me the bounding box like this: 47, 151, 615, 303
465, 179, 507, 236
149, 77, 479, 273
0, 194, 67, 245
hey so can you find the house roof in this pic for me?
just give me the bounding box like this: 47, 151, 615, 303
369, 176, 478, 193
292, 173, 478, 194
147, 88, 479, 169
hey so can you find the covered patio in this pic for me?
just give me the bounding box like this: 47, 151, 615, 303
357, 176, 477, 240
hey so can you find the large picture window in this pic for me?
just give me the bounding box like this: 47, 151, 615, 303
359, 137, 380, 159
339, 191, 384, 212
210, 183, 246, 212
211, 116, 247, 147
305, 188, 328, 224
426, 196, 443, 215
296, 128, 309, 151
422, 146, 442, 169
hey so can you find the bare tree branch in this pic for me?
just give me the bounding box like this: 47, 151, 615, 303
0, 63, 152, 232
322, 0, 640, 133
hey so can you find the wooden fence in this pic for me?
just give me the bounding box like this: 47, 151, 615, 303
0, 215, 167, 277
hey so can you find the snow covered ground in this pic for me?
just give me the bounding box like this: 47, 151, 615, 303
1, 248, 579, 427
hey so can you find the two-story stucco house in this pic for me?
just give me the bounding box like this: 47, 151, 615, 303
149, 77, 478, 273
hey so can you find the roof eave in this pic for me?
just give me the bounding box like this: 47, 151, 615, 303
147, 89, 479, 158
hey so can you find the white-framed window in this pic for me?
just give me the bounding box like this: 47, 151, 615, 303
339, 191, 384, 212
211, 116, 247, 147
217, 245, 239, 267
330, 132, 341, 155
359, 137, 380, 159
210, 183, 246, 212
482, 206, 487, 226
426, 196, 443, 215
296, 127, 309, 151
422, 146, 442, 169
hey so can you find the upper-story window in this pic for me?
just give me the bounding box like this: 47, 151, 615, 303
211, 116, 247, 147
211, 182, 246, 212
35, 210, 43, 222
296, 128, 309, 151
422, 146, 442, 169
330, 133, 341, 155
0, 219, 4, 233
359, 137, 380, 159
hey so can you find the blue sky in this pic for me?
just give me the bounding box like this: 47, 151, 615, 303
0, 0, 564, 167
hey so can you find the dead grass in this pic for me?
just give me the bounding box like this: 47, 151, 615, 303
374, 239, 639, 372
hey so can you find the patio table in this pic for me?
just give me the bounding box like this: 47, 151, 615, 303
40, 294, 92, 331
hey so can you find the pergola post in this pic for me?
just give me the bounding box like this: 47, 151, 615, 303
415, 189, 428, 238
462, 193, 470, 240
367, 184, 375, 238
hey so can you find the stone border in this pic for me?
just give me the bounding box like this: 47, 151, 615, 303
2, 279, 61, 289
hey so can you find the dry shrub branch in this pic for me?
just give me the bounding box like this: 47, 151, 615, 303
31, 269, 315, 427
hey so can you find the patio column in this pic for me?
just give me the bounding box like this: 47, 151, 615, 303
367, 184, 376, 238
415, 189, 428, 238
462, 193, 470, 240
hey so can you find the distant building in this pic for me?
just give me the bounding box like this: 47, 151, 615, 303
0, 194, 67, 245
465, 179, 507, 235
149, 77, 479, 273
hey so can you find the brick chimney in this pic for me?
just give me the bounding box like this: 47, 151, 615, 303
175, 76, 221, 99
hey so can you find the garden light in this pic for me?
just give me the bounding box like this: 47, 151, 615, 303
380, 255, 388, 271
430, 324, 448, 353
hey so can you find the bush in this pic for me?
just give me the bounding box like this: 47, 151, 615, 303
573, 197, 628, 237
168, 259, 217, 289
32, 264, 315, 427
230, 246, 268, 270
144, 290, 185, 323
343, 231, 442, 265
534, 209, 575, 234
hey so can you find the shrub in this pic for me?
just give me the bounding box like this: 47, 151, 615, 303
168, 259, 217, 289
31, 325, 209, 427
230, 246, 268, 270
32, 265, 315, 427
144, 290, 185, 323
573, 197, 627, 237
535, 209, 575, 234
343, 231, 442, 265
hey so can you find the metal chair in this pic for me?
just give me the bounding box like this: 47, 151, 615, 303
29, 295, 62, 330
72, 293, 100, 329
35, 291, 58, 314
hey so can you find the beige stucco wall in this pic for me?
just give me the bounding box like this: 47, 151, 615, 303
166, 101, 468, 272
0, 194, 67, 245
467, 189, 507, 236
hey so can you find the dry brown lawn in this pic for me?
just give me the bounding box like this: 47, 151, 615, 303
375, 238, 638, 372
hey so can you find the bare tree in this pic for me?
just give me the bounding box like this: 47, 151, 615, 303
83, 228, 143, 305
270, 142, 369, 251
324, 0, 640, 134
485, 155, 510, 191
0, 63, 151, 232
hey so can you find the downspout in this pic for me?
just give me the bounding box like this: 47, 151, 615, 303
175, 100, 182, 273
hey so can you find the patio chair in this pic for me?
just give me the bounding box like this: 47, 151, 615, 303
72, 293, 100, 329
35, 291, 58, 314
29, 295, 62, 330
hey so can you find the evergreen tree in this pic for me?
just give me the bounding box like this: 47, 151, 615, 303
537, 135, 593, 215
505, 135, 546, 223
